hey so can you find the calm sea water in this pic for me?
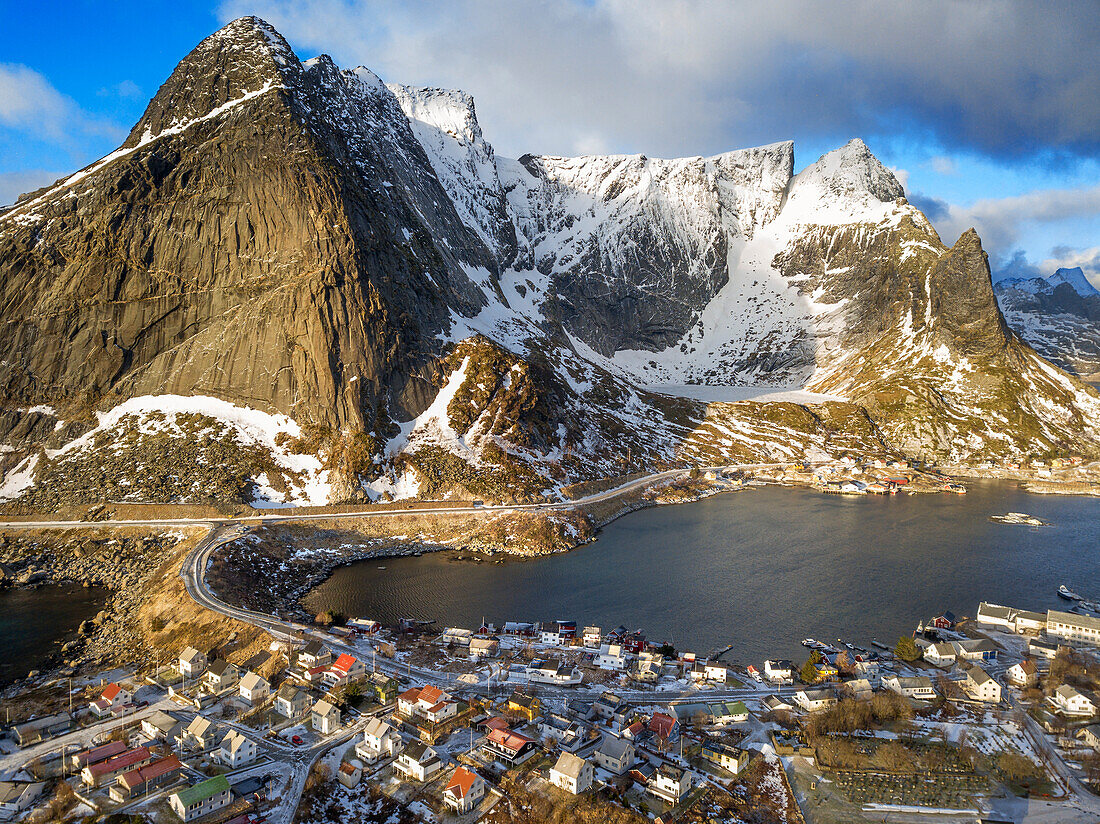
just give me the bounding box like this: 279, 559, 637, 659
302, 481, 1100, 665
0, 584, 107, 682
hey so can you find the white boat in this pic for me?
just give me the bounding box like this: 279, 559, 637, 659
1059, 585, 1083, 601
525, 659, 583, 686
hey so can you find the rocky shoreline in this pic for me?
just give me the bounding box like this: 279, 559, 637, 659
0, 531, 187, 682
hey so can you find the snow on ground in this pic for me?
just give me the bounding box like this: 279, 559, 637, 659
647, 384, 845, 404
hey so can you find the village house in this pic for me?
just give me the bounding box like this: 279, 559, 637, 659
923, 642, 957, 668
539, 621, 577, 645
367, 672, 398, 703
506, 690, 541, 721
178, 716, 220, 751
1053, 685, 1097, 717
647, 763, 692, 804
700, 741, 749, 775
347, 618, 381, 634
337, 761, 362, 789
596, 643, 627, 670
883, 675, 937, 700
648, 712, 679, 743
109, 755, 182, 802
141, 711, 179, 741
90, 682, 133, 717
953, 638, 999, 662
169, 775, 232, 822
593, 692, 630, 727
356, 717, 402, 762
483, 727, 538, 765
976, 602, 1021, 630
635, 652, 663, 683
82, 747, 153, 788
13, 713, 71, 748
1007, 660, 1039, 687
218, 730, 257, 768
443, 766, 485, 813
324, 654, 366, 689
398, 685, 459, 724
1014, 610, 1047, 634
583, 626, 602, 648
841, 678, 874, 699
312, 699, 341, 733
275, 684, 310, 719
763, 659, 794, 684
238, 671, 270, 704
963, 665, 1002, 703
929, 611, 957, 629
298, 639, 332, 669
1077, 724, 1100, 750
178, 647, 208, 680
439, 627, 474, 647
794, 689, 837, 712
394, 742, 442, 782
72, 741, 127, 771
0, 783, 45, 819
1047, 610, 1100, 646
204, 660, 240, 692
539, 714, 586, 750
469, 637, 499, 659
593, 735, 635, 774
763, 695, 794, 713
549, 752, 593, 794
1029, 638, 1062, 659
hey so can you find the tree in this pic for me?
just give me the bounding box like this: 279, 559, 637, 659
799, 658, 820, 684
656, 643, 676, 658
997, 751, 1042, 784
895, 635, 921, 662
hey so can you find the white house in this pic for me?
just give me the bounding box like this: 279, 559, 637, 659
312, 699, 341, 733
883, 675, 936, 700
169, 775, 231, 822
703, 661, 728, 683
582, 626, 602, 648
0, 782, 44, 819
297, 640, 332, 669
238, 671, 270, 704
397, 685, 459, 723
1053, 685, 1097, 717
794, 689, 837, 712
763, 660, 794, 684
355, 717, 402, 762
923, 643, 957, 668
204, 660, 239, 692
549, 752, 593, 794
963, 666, 1002, 703
647, 763, 691, 804
323, 654, 366, 689
443, 766, 485, 814
763, 695, 794, 713
469, 638, 499, 660
218, 730, 257, 768
394, 742, 442, 782
1047, 610, 1100, 646
275, 684, 310, 719
90, 683, 132, 717
1029, 638, 1061, 659
976, 602, 1018, 630
1007, 660, 1039, 687
178, 647, 207, 679
596, 643, 626, 670
593, 736, 634, 775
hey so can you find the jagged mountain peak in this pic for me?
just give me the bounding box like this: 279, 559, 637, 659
1050, 266, 1099, 297
788, 137, 905, 209
124, 15, 300, 148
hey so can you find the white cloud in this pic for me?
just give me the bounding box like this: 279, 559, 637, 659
0, 170, 66, 208
216, 0, 1100, 161
0, 63, 123, 144
928, 156, 957, 175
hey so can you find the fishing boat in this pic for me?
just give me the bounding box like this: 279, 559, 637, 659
801, 638, 819, 649
1059, 585, 1083, 601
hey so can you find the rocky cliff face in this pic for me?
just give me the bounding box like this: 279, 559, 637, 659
0, 17, 1098, 508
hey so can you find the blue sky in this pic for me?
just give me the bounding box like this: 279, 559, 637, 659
2, 0, 1098, 283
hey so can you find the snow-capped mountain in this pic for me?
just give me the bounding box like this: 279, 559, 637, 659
996, 268, 1100, 380
0, 17, 1098, 508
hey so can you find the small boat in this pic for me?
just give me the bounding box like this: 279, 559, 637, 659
377, 566, 386, 570
801, 638, 818, 648
1059, 585, 1083, 601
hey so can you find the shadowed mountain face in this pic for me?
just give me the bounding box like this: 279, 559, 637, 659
0, 17, 1098, 507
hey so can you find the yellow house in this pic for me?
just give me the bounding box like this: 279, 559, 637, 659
506, 690, 541, 721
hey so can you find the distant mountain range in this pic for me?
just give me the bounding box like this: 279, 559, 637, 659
995, 267, 1100, 380
0, 17, 1098, 508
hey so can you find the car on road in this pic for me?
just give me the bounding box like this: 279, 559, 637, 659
291, 735, 302, 745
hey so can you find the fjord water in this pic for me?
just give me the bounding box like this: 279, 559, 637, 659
0, 584, 106, 682
303, 481, 1100, 664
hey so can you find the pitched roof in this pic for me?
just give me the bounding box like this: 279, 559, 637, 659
597, 735, 633, 760
331, 653, 358, 673
185, 716, 214, 737
486, 727, 533, 753
75, 740, 127, 767
179, 646, 204, 663
277, 684, 303, 702
313, 699, 339, 716
221, 730, 251, 754
173, 775, 230, 808
239, 671, 267, 691
120, 755, 182, 788
88, 747, 150, 778
446, 766, 480, 799
551, 752, 588, 779
303, 639, 325, 656
418, 685, 444, 704
208, 659, 234, 677
101, 683, 124, 701
363, 717, 395, 739
649, 712, 677, 738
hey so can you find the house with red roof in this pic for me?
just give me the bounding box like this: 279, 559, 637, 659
648, 712, 679, 743
81, 747, 153, 787
323, 654, 365, 689
443, 766, 486, 813
397, 685, 459, 724
71, 740, 127, 770
108, 755, 182, 801
482, 727, 537, 765
90, 683, 132, 717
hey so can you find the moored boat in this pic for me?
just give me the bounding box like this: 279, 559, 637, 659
1059, 585, 1083, 601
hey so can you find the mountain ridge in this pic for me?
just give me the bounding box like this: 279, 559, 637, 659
0, 16, 1097, 508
